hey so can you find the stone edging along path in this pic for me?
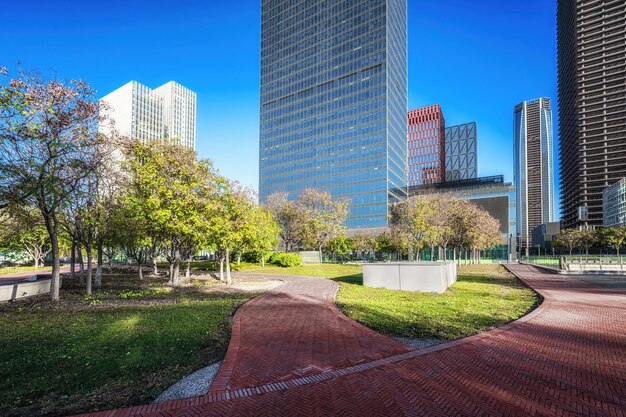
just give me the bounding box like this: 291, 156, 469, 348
74, 264, 626, 417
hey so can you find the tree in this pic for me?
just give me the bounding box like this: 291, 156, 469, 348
0, 206, 50, 267
553, 228, 581, 256
265, 192, 308, 252
123, 142, 214, 285
244, 205, 280, 268
324, 234, 353, 261
578, 228, 596, 255
351, 233, 378, 260
0, 68, 104, 301
299, 188, 350, 263
599, 226, 626, 255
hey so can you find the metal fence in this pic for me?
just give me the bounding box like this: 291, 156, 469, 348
522, 255, 626, 272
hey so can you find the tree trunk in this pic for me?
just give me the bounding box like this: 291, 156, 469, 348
237, 253, 241, 266
138, 264, 143, 280
85, 247, 93, 295
261, 253, 265, 268
153, 257, 158, 275
186, 259, 191, 279
168, 262, 174, 284
225, 247, 232, 285
78, 246, 85, 285
319, 244, 323, 264
219, 256, 224, 281
49, 230, 60, 301
173, 247, 181, 285
95, 239, 103, 288
108, 254, 113, 274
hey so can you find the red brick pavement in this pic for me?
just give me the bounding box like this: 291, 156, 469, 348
74, 265, 626, 417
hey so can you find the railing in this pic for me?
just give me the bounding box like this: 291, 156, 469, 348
522, 255, 626, 272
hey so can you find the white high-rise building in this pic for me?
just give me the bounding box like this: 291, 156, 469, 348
100, 80, 196, 149
154, 81, 197, 149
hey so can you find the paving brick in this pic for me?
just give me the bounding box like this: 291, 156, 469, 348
74, 265, 626, 417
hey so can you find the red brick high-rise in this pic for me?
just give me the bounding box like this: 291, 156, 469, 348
408, 105, 446, 186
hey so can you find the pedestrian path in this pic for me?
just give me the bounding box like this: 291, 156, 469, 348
75, 265, 626, 417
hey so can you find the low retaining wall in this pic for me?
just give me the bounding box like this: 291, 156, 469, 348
0, 277, 51, 302
363, 262, 457, 293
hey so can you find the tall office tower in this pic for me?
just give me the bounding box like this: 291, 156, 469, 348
154, 81, 197, 149
259, 0, 408, 229
101, 81, 165, 144
514, 98, 555, 253
100, 80, 197, 149
445, 122, 478, 181
407, 105, 445, 186
558, 0, 626, 229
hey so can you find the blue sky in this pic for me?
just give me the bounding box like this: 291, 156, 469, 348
1, 0, 558, 201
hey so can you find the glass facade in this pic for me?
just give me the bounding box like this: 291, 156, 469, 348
514, 98, 554, 253
407, 105, 445, 186
603, 178, 626, 227
259, 0, 408, 229
445, 122, 477, 181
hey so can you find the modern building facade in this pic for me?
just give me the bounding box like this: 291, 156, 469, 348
407, 105, 445, 186
100, 80, 197, 149
445, 122, 478, 181
259, 0, 408, 229
514, 98, 555, 254
408, 175, 517, 258
603, 178, 626, 227
154, 81, 197, 149
558, 0, 626, 229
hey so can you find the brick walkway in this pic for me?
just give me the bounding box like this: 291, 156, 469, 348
75, 265, 626, 417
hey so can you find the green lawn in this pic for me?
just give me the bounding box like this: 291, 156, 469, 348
333, 264, 539, 340
199, 261, 538, 340
0, 266, 50, 275
0, 273, 253, 417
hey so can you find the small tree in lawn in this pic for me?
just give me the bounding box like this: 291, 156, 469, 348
0, 206, 50, 267
247, 205, 280, 268
351, 233, 378, 260
299, 188, 349, 263
265, 192, 309, 252
578, 228, 596, 256
553, 228, 581, 256
0, 68, 104, 301
601, 226, 626, 255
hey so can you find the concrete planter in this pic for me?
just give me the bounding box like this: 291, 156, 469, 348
363, 262, 457, 293
0, 277, 51, 302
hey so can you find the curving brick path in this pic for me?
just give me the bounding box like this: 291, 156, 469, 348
75, 264, 626, 417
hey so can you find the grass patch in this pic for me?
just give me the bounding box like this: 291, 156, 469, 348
191, 261, 538, 341
0, 272, 254, 417
0, 266, 50, 276
334, 263, 539, 340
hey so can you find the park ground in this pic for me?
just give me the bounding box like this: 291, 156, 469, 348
0, 263, 537, 417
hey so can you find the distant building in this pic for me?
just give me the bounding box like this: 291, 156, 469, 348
100, 80, 196, 149
514, 98, 555, 255
603, 178, 626, 227
445, 122, 477, 181
408, 105, 445, 186
531, 222, 561, 252
558, 0, 626, 229
154, 81, 197, 149
259, 0, 408, 230
408, 176, 517, 254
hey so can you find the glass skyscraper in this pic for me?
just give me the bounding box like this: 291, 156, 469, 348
445, 122, 478, 182
514, 98, 555, 254
259, 0, 408, 229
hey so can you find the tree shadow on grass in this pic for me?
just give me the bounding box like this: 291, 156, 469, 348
331, 273, 363, 285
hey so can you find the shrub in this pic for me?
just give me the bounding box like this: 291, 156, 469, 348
269, 252, 302, 267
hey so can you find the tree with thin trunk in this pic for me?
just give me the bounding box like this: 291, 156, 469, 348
0, 205, 51, 267
553, 228, 581, 256
0, 67, 104, 301
265, 192, 308, 252
299, 188, 349, 263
